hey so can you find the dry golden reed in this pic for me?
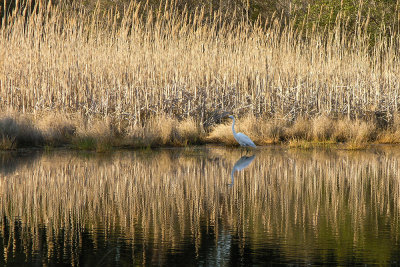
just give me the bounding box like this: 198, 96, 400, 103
1, 147, 400, 265
209, 115, 380, 147
207, 114, 285, 145
1, 1, 400, 147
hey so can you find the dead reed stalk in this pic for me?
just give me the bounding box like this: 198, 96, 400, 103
1, 2, 400, 147
1, 2, 399, 131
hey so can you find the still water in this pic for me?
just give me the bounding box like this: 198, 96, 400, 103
1, 146, 400, 266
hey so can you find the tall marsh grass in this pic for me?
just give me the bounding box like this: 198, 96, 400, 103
1, 1, 400, 147
1, 148, 400, 264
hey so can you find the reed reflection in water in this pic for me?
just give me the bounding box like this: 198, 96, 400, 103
1, 147, 400, 265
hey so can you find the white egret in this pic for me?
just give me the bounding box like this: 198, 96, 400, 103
228, 115, 256, 148
229, 155, 256, 186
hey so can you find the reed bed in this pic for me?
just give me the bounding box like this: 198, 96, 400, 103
1, 1, 400, 147
1, 147, 400, 265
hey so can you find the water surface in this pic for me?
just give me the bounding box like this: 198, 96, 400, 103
1, 146, 400, 266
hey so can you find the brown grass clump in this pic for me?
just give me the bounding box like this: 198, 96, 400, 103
0, 114, 43, 148
333, 118, 376, 144
206, 122, 236, 145
287, 116, 376, 148
36, 113, 77, 146
312, 115, 335, 141
0, 110, 393, 150
377, 113, 400, 144
241, 115, 286, 144
378, 132, 400, 144
73, 118, 114, 151
206, 116, 256, 145
176, 117, 203, 145
333, 119, 351, 142
287, 117, 312, 141
129, 114, 203, 147
145, 115, 175, 146
349, 120, 376, 143
207, 115, 286, 146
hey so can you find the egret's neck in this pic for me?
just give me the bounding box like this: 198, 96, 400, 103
231, 118, 237, 135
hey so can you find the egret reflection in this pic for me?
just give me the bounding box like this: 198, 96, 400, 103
229, 155, 255, 186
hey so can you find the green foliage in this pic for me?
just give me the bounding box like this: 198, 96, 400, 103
73, 136, 97, 150
290, 0, 399, 42
3, 0, 399, 42
72, 136, 114, 152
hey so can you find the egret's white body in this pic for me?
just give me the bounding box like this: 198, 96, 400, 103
228, 115, 256, 148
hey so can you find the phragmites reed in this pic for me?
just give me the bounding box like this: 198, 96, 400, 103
1, 1, 400, 147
